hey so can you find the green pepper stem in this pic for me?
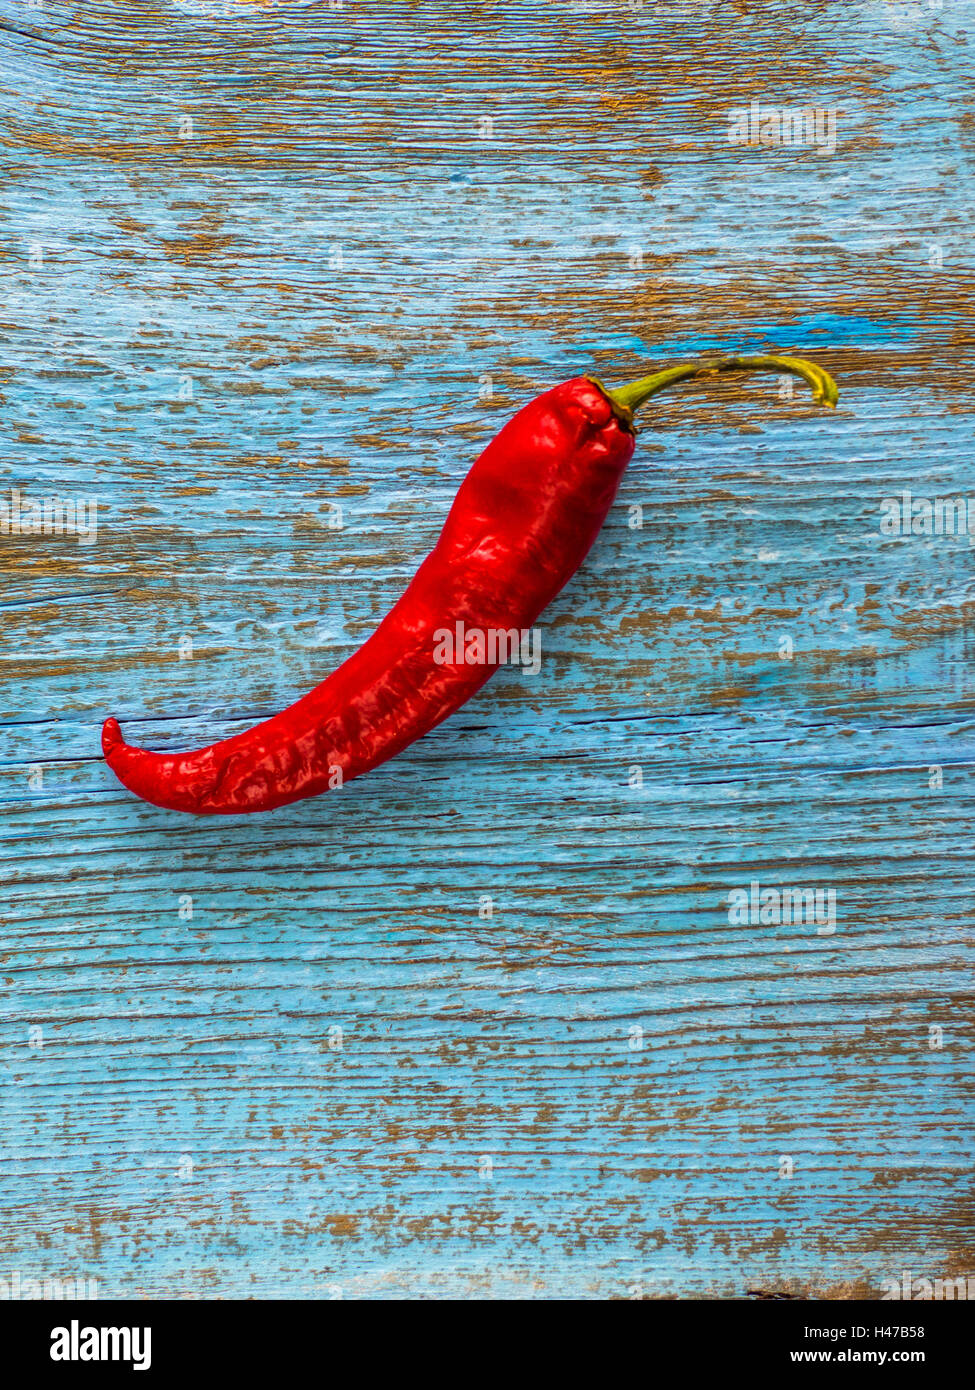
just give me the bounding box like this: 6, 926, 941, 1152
602, 353, 838, 424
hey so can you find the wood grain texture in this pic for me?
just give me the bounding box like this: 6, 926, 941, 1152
1, 0, 973, 1298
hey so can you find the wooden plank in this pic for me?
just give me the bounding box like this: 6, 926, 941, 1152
0, 0, 973, 1298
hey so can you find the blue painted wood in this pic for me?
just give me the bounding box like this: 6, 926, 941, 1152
1, 0, 973, 1298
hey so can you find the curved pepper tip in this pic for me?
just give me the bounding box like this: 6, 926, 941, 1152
102, 716, 124, 759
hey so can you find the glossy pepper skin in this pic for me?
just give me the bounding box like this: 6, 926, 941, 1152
103, 377, 635, 814
103, 353, 838, 816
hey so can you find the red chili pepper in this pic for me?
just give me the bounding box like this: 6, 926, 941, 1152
103, 353, 837, 814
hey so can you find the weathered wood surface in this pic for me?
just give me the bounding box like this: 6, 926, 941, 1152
1, 0, 973, 1298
